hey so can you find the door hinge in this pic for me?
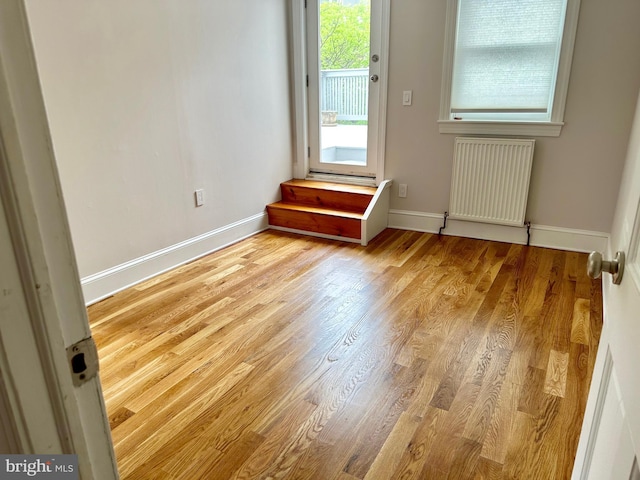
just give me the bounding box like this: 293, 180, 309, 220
304, 0, 307, 8
66, 336, 99, 386
308, 147, 311, 158
306, 75, 309, 87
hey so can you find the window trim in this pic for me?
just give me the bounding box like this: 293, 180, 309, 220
438, 0, 581, 137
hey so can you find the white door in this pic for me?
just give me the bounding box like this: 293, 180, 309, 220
306, 0, 389, 182
573, 94, 640, 478
0, 1, 118, 478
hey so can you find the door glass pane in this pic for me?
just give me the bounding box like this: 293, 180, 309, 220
319, 0, 370, 167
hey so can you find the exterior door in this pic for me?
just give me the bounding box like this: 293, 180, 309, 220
306, 0, 389, 182
0, 1, 118, 478
573, 93, 640, 478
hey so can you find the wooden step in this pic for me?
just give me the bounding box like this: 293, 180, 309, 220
280, 179, 376, 214
266, 202, 363, 240
267, 179, 392, 245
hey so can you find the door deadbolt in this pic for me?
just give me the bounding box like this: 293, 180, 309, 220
371, 54, 379, 62
587, 251, 625, 285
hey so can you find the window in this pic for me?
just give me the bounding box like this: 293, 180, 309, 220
439, 0, 580, 137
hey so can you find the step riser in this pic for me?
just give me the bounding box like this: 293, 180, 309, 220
267, 206, 361, 240
281, 185, 372, 214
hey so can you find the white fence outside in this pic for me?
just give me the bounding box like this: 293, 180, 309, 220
321, 68, 369, 121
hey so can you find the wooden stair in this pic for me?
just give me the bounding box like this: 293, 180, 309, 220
266, 179, 392, 245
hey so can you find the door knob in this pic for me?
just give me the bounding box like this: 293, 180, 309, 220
370, 74, 379, 82
587, 251, 625, 285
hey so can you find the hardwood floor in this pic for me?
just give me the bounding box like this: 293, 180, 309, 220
88, 229, 602, 479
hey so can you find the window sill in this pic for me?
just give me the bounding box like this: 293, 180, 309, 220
438, 120, 563, 137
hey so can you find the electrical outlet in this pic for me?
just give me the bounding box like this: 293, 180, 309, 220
398, 183, 408, 198
195, 189, 205, 207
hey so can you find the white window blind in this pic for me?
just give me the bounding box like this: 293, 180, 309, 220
450, 0, 567, 120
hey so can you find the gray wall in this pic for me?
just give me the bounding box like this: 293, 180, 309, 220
25, 0, 293, 277
385, 0, 640, 232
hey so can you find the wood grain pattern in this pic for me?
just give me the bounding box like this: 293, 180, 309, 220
280, 179, 375, 213
570, 298, 591, 345
544, 350, 570, 397
266, 203, 363, 239
88, 229, 603, 479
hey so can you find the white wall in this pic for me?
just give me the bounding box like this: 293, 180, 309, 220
385, 0, 640, 234
25, 0, 293, 279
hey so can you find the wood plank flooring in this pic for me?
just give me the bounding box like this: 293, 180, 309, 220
88, 229, 603, 479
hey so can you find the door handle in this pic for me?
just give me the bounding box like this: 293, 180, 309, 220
370, 74, 379, 83
587, 251, 625, 285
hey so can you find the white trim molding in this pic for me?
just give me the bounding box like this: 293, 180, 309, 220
373, 0, 391, 185
388, 209, 608, 253
82, 213, 268, 305
438, 120, 564, 137
0, 1, 118, 475
573, 343, 614, 479
290, 0, 309, 179
84, 208, 609, 307
438, 0, 581, 137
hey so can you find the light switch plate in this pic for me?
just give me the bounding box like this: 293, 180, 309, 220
402, 90, 412, 106
195, 189, 205, 207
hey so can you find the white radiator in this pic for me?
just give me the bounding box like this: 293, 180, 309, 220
449, 137, 535, 227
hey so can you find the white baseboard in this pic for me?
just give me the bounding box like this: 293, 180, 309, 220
83, 209, 608, 306
81, 212, 268, 306
388, 209, 609, 253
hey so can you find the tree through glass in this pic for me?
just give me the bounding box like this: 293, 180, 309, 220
319, 0, 370, 167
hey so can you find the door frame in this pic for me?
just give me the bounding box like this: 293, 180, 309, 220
290, 0, 389, 185
0, 1, 118, 477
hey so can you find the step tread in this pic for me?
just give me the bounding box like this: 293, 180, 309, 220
280, 179, 374, 214
282, 179, 377, 196
267, 202, 364, 220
